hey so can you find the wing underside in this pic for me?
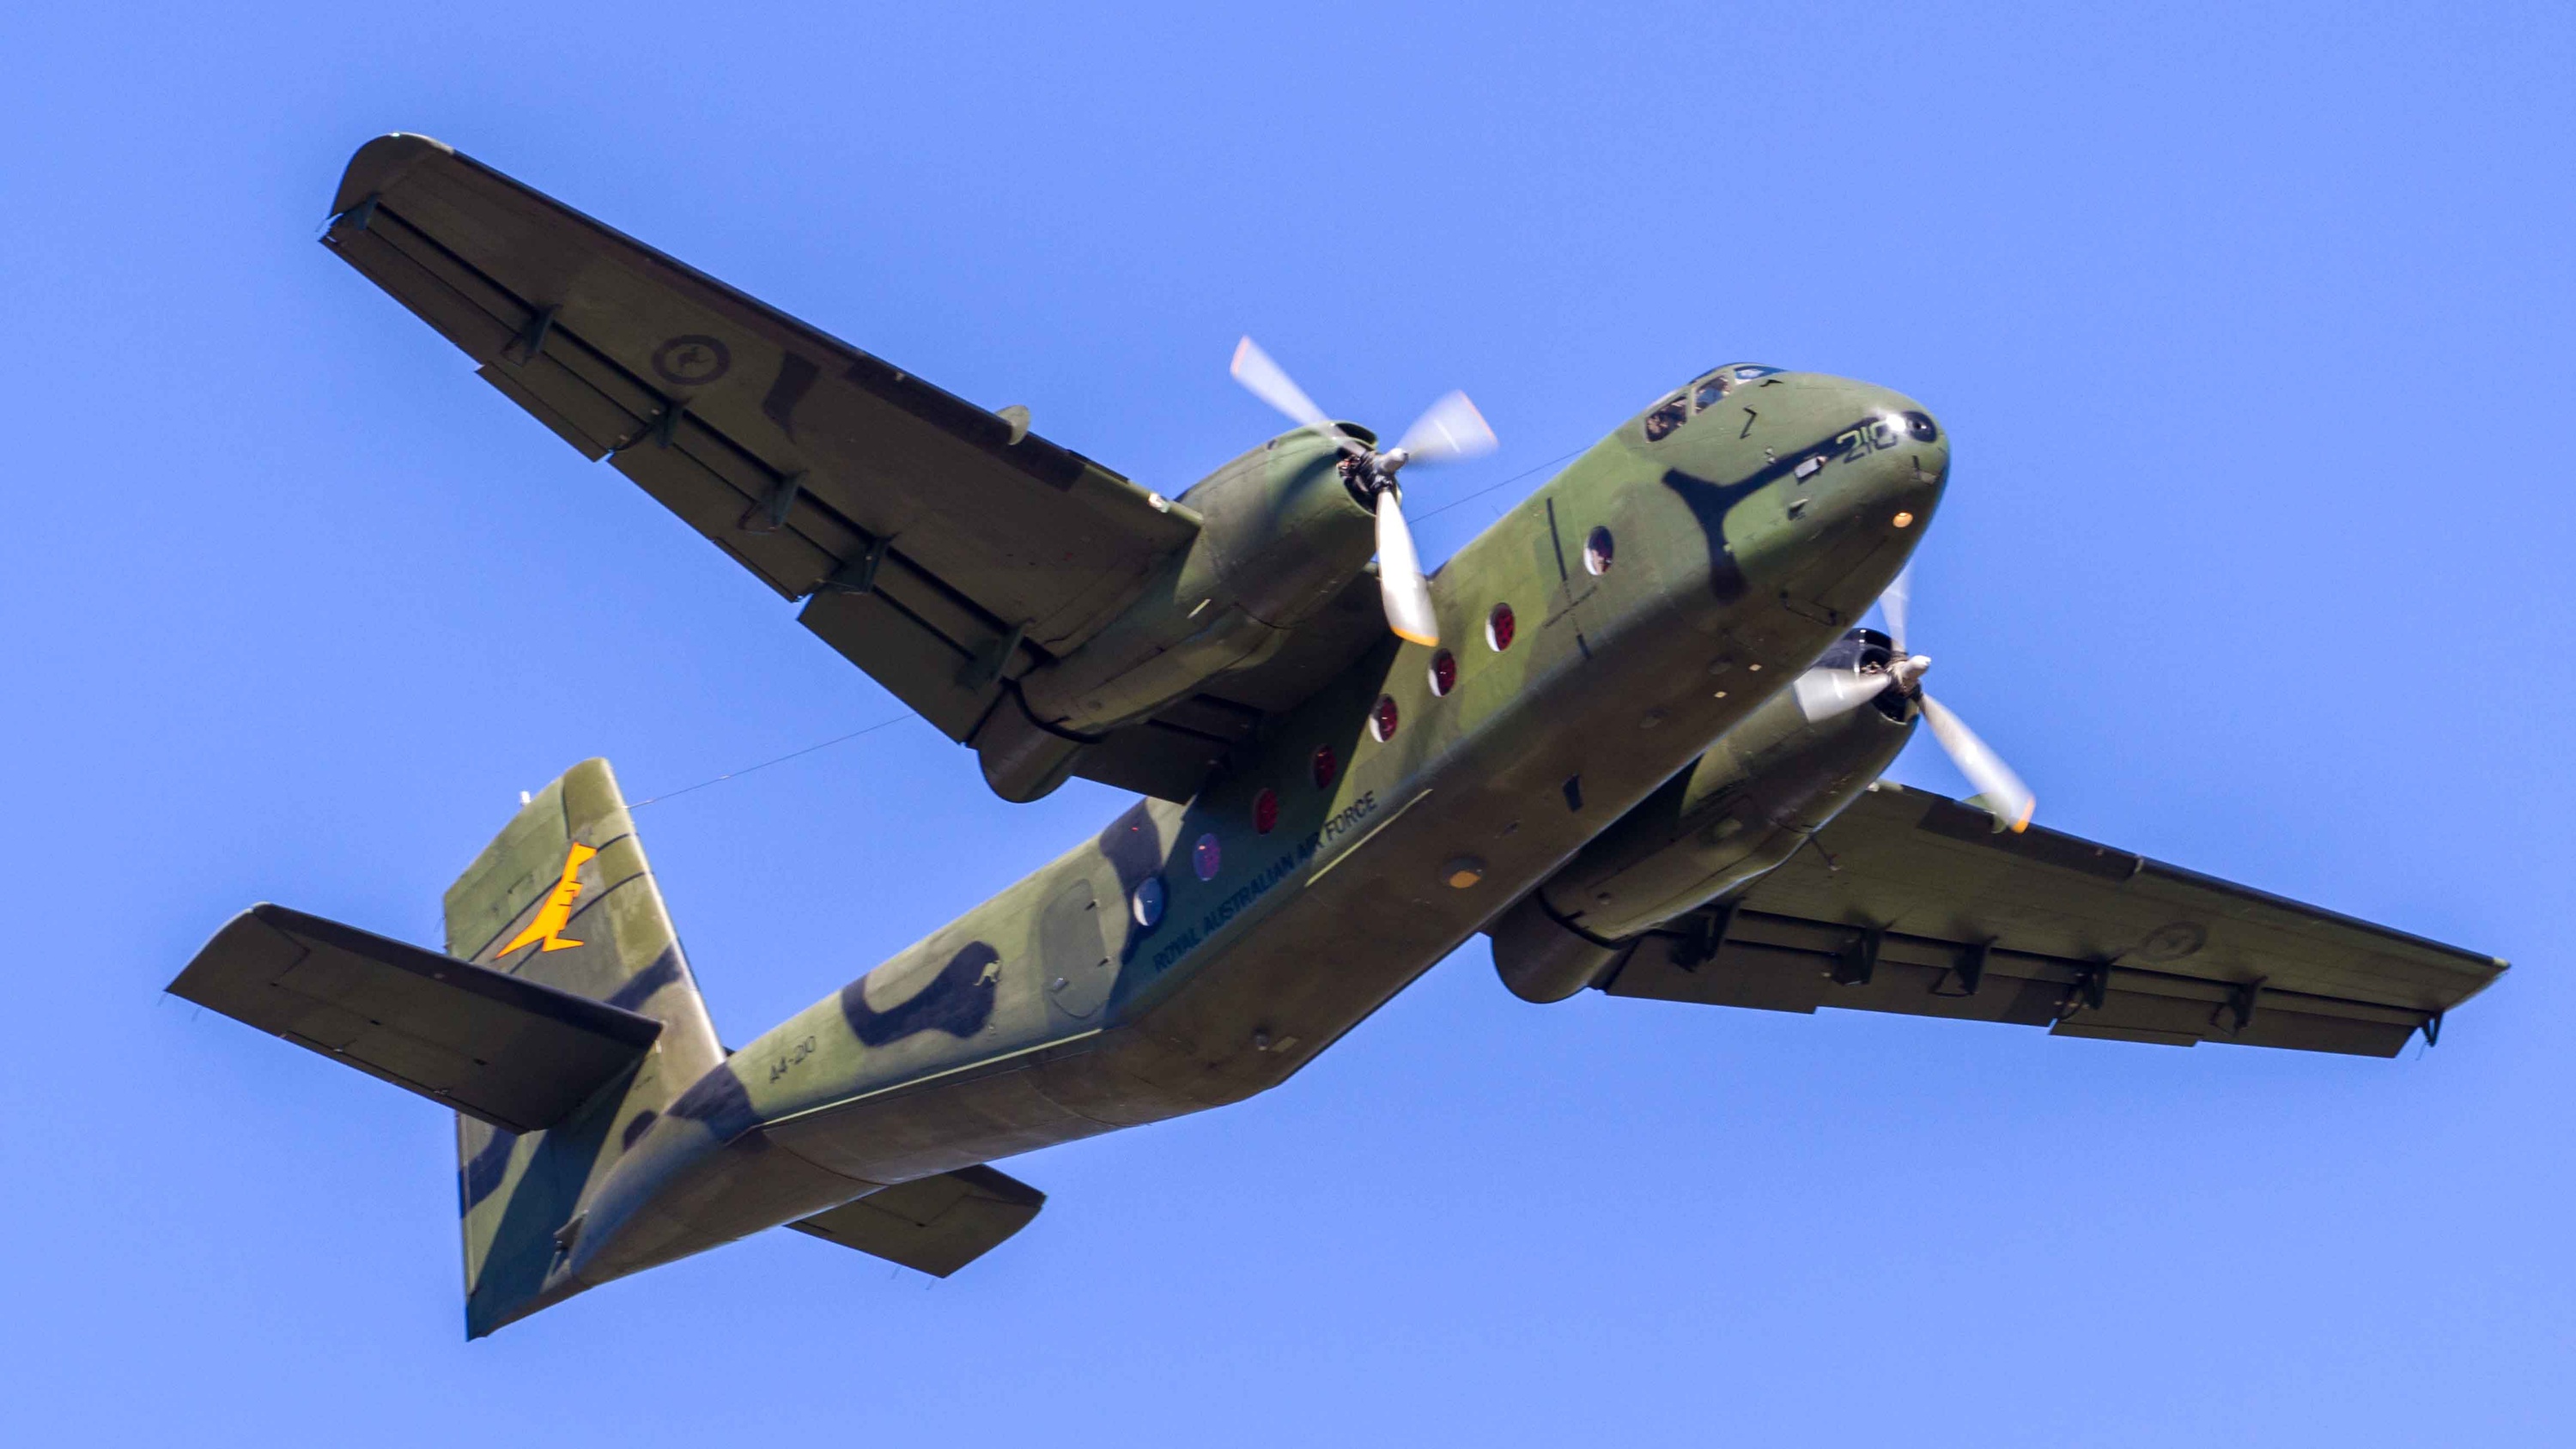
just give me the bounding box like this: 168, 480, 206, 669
1602, 784, 2504, 1057
326, 133, 1331, 799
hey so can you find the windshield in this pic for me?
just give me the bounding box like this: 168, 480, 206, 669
1687, 363, 1786, 411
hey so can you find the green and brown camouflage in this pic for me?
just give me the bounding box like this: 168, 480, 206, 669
167, 136, 2507, 1337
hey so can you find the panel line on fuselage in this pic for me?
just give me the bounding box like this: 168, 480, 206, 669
1303, 788, 1434, 885
757, 1027, 1112, 1137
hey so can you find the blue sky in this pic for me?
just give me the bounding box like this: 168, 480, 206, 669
3, 2, 2569, 1443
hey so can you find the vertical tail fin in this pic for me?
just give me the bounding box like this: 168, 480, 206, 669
447, 759, 723, 1337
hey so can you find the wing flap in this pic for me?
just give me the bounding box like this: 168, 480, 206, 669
168, 905, 663, 1131
606, 423, 844, 600
787, 1165, 1046, 1277
1604, 783, 2503, 1057
476, 362, 613, 460
799, 588, 994, 738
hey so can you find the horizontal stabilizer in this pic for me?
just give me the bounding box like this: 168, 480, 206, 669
169, 904, 663, 1132
788, 1166, 1045, 1277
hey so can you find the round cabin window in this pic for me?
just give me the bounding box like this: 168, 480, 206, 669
1131, 876, 1166, 928
1583, 526, 1614, 575
1370, 694, 1400, 743
1311, 743, 1338, 790
1485, 603, 1516, 652
1427, 649, 1457, 697
1193, 833, 1222, 882
1251, 787, 1279, 834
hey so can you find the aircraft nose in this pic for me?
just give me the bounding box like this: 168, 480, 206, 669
1739, 378, 1949, 616
1810, 382, 1947, 532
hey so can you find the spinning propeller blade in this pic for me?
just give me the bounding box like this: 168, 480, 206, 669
1792, 667, 1896, 723
1394, 391, 1498, 464
1229, 336, 1499, 651
1376, 492, 1439, 646
1919, 695, 2036, 833
1867, 567, 2037, 832
1881, 563, 1913, 658
1230, 336, 1364, 456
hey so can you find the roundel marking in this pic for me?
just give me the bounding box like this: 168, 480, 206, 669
2134, 921, 2208, 962
653, 334, 733, 386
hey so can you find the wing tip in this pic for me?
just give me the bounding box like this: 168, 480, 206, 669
332, 132, 457, 215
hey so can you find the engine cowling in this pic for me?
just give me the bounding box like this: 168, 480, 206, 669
1491, 629, 1917, 1003
973, 427, 1379, 800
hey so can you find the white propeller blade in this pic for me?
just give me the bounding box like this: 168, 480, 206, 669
1792, 667, 1897, 724
1880, 563, 1912, 658
1394, 391, 1498, 464
1920, 694, 2035, 833
1230, 336, 1365, 456
1227, 334, 1490, 650
1374, 492, 1440, 647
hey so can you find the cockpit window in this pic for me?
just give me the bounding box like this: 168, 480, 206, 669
1643, 395, 1688, 441
1657, 366, 1792, 440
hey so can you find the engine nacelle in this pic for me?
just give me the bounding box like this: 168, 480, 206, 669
974, 427, 1379, 800
1492, 629, 1916, 1003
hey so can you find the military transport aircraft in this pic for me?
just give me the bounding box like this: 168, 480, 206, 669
170, 135, 2506, 1338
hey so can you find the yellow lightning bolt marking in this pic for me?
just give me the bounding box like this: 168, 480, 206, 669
498, 842, 598, 957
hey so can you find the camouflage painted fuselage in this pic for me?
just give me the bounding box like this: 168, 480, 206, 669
529, 368, 1947, 1324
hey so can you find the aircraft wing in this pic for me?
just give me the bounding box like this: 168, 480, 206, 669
1601, 783, 2505, 1056
322, 133, 1200, 749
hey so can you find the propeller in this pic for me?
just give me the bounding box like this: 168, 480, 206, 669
1790, 668, 1900, 720
1794, 562, 2037, 833
1230, 336, 1496, 647
1917, 694, 2036, 834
